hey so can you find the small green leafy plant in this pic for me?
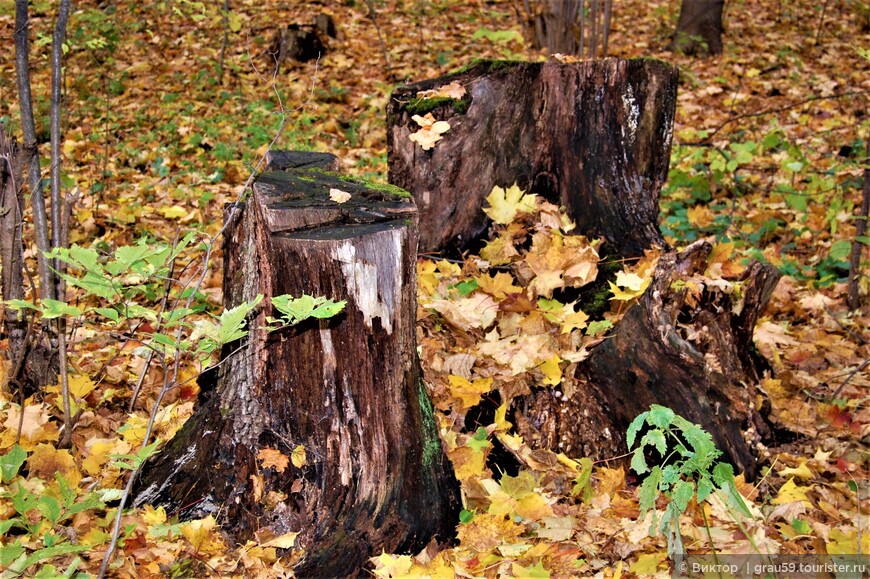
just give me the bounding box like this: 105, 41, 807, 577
627, 405, 753, 556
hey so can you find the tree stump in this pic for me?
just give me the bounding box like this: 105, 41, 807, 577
387, 59, 678, 257
668, 0, 725, 56
392, 60, 779, 479
513, 241, 779, 480
135, 169, 461, 577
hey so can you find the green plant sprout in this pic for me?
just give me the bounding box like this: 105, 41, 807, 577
627, 405, 754, 557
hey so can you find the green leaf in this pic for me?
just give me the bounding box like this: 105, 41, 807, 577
272, 294, 314, 324
311, 299, 346, 319
68, 244, 101, 271
150, 332, 178, 348
0, 445, 27, 483
785, 193, 807, 212
585, 319, 613, 336
459, 509, 475, 524
55, 473, 77, 508
572, 457, 594, 503
638, 466, 662, 515
451, 279, 479, 297
36, 495, 62, 524
40, 299, 82, 319
95, 307, 120, 322
12, 484, 39, 515
829, 240, 852, 261
630, 448, 649, 476
0, 518, 25, 534
0, 541, 25, 567
641, 429, 667, 457
626, 412, 647, 449
855, 236, 870, 245
646, 405, 675, 429
217, 295, 263, 344
791, 518, 811, 534
671, 479, 695, 513
5, 299, 38, 311
12, 543, 89, 574
696, 476, 714, 503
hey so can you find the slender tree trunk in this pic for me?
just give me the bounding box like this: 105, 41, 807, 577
668, 0, 725, 56
50, 0, 72, 302
14, 0, 53, 301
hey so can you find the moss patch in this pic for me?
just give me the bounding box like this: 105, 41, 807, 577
405, 95, 471, 116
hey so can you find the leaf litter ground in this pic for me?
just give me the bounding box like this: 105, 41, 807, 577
0, 0, 867, 576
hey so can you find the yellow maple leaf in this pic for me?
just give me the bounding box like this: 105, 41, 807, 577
515, 492, 554, 520
480, 232, 521, 265
373, 552, 413, 578
180, 516, 223, 552
609, 269, 651, 301
261, 531, 299, 549
778, 460, 815, 480
69, 374, 97, 399
483, 183, 537, 225
448, 375, 494, 409
687, 204, 715, 228
629, 552, 667, 575
258, 447, 290, 473
0, 403, 59, 449
539, 355, 562, 386
417, 260, 439, 296
771, 478, 812, 507
474, 271, 522, 299
142, 505, 167, 526
158, 205, 189, 219
451, 445, 486, 480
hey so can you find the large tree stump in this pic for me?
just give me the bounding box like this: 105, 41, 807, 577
135, 169, 461, 577
513, 241, 779, 480
387, 59, 678, 257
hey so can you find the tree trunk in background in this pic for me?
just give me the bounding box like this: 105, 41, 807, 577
668, 0, 725, 56
522, 0, 613, 58
515, 242, 779, 480
135, 169, 461, 578
388, 59, 677, 258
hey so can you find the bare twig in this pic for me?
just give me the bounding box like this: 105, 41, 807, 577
362, 0, 393, 80
697, 89, 870, 144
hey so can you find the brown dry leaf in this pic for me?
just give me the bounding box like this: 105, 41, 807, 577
27, 443, 82, 486
427, 293, 498, 330
415, 80, 467, 100
258, 447, 290, 473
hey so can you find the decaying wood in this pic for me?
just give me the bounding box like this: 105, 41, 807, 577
265, 150, 340, 172
387, 59, 678, 257
511, 241, 780, 479
135, 169, 460, 578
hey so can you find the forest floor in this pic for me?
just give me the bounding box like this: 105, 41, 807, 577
0, 0, 868, 577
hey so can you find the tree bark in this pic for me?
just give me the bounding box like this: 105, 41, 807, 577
668, 0, 725, 56
512, 241, 779, 480
135, 169, 460, 578
387, 59, 677, 258
0, 127, 26, 343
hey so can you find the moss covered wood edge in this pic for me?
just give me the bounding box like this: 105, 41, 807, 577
256, 168, 413, 202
